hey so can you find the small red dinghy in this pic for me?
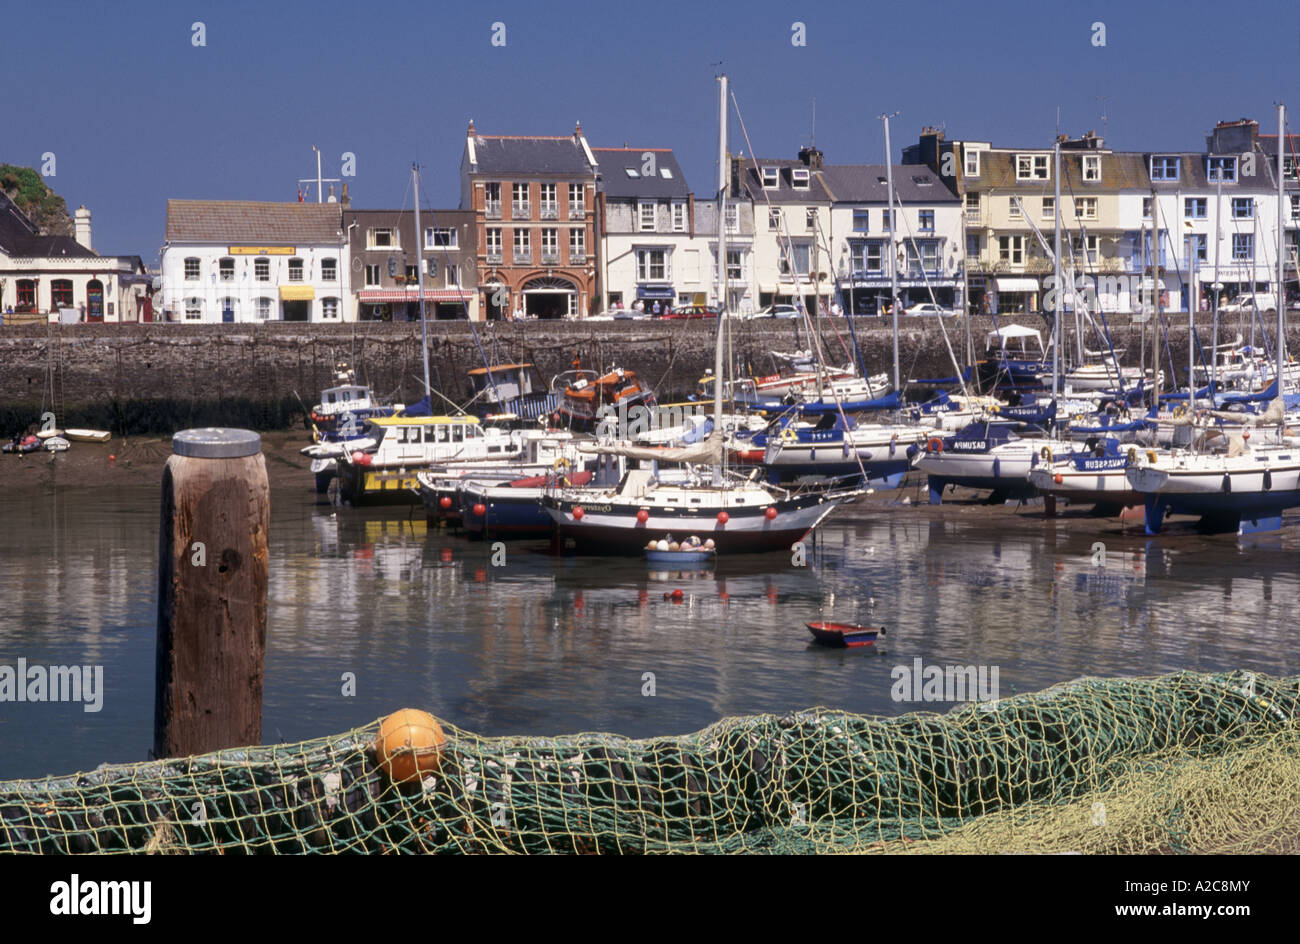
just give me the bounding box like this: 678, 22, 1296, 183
806, 622, 885, 648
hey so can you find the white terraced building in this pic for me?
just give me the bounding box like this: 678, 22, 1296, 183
160, 200, 349, 323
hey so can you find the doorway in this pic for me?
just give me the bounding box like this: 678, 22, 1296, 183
282, 300, 310, 322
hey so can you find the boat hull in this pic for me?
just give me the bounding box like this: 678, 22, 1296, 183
914, 443, 1039, 499
1128, 458, 1300, 533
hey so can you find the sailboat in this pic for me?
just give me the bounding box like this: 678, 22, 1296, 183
1127, 103, 1300, 534
540, 75, 861, 554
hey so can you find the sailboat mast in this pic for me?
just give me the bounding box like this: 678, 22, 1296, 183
1152, 185, 1162, 396
1052, 139, 1061, 410
412, 163, 432, 397
1278, 102, 1287, 392
713, 74, 728, 485
1212, 174, 1222, 392
882, 113, 900, 392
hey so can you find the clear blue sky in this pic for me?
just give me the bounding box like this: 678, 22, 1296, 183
3, 0, 1297, 263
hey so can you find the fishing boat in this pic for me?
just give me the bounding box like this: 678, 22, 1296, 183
465, 363, 562, 422
541, 75, 861, 554
553, 365, 656, 430
806, 622, 885, 648
912, 420, 1043, 504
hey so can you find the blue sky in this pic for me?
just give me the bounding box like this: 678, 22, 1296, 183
3, 0, 1297, 262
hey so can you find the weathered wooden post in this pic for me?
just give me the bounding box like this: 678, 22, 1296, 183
154, 428, 269, 758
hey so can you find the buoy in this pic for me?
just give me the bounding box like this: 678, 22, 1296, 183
572, 506, 584, 519
472, 503, 487, 517
656, 539, 670, 551
646, 541, 657, 551
440, 548, 453, 562
636, 509, 649, 523
669, 541, 680, 551
1054, 473, 1063, 484
764, 506, 778, 520
109, 454, 116, 462
670, 589, 684, 602
716, 511, 729, 525
1243, 430, 1250, 440
375, 709, 447, 783
350, 450, 365, 463
439, 496, 452, 509
703, 538, 715, 549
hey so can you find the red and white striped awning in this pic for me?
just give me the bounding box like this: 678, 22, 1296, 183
358, 289, 471, 303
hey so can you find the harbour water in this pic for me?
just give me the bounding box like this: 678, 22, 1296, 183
0, 483, 1296, 781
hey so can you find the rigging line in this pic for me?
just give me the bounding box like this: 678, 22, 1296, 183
728, 90, 867, 484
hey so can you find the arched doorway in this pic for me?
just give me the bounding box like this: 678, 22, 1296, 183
87, 280, 105, 321
521, 276, 577, 319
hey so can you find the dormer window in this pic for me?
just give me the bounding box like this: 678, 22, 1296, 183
624, 167, 639, 177
659, 167, 674, 179
1150, 156, 1179, 181
761, 167, 779, 189
1082, 155, 1101, 182
791, 168, 810, 190
1016, 154, 1049, 180
1207, 156, 1237, 182
964, 148, 980, 178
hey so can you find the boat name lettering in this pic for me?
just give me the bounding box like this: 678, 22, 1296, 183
951, 440, 988, 451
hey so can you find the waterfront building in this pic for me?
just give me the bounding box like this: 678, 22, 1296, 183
160, 200, 347, 323
345, 206, 477, 321
694, 195, 756, 313
1257, 125, 1300, 303
459, 121, 599, 319
0, 194, 151, 323
592, 146, 707, 312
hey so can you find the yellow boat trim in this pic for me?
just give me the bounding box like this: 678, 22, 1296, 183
368, 415, 479, 426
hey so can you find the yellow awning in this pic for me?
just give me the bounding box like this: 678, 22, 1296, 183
279, 285, 315, 301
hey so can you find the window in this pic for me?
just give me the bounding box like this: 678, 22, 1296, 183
1016, 154, 1049, 180
369, 228, 395, 248
1207, 156, 1237, 182
768, 207, 783, 230
486, 227, 502, 261
512, 183, 529, 216
322, 257, 337, 281
1232, 233, 1254, 261
1142, 197, 1152, 220
724, 204, 738, 233
1075, 197, 1097, 220
15, 279, 35, 311
966, 234, 981, 260
322, 297, 339, 319
1291, 195, 1300, 218
569, 228, 585, 261
1008, 197, 1021, 217
219, 257, 235, 282
1150, 156, 1179, 181
1232, 197, 1253, 219
184, 257, 200, 280
513, 228, 530, 262
404, 265, 418, 283
254, 258, 270, 281
425, 228, 457, 250
1185, 234, 1208, 263
779, 242, 812, 276
805, 207, 817, 230
853, 209, 870, 231
365, 264, 380, 286
882, 209, 892, 231
288, 258, 304, 281
639, 201, 656, 231
445, 264, 458, 285
256, 297, 272, 319
51, 279, 73, 308
636, 248, 669, 281
919, 209, 934, 232
541, 228, 559, 263
791, 168, 810, 190
905, 240, 940, 274
998, 235, 1024, 264
1042, 196, 1055, 218
485, 183, 501, 216
856, 240, 884, 273
184, 297, 203, 320
1185, 197, 1207, 219
540, 183, 558, 219
964, 148, 980, 178
624, 168, 639, 178
965, 192, 980, 213
1082, 155, 1101, 182
569, 183, 585, 218
672, 202, 686, 232
659, 167, 673, 179
1071, 235, 1099, 264
761, 167, 779, 189
726, 249, 742, 281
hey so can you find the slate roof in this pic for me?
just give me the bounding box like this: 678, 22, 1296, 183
593, 148, 690, 199
1139, 152, 1278, 192
165, 200, 342, 244
738, 158, 833, 203
819, 164, 958, 204
0, 192, 97, 259
466, 135, 595, 176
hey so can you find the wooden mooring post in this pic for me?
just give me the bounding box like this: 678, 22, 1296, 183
153, 428, 269, 759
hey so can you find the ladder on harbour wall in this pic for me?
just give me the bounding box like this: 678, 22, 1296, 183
45, 322, 66, 429
252, 327, 275, 428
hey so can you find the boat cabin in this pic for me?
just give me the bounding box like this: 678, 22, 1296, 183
363, 415, 515, 466
468, 363, 545, 405
316, 384, 377, 416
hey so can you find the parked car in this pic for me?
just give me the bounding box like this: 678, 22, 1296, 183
750, 304, 801, 320
904, 302, 957, 317
656, 305, 719, 319
584, 310, 618, 321
1220, 293, 1278, 315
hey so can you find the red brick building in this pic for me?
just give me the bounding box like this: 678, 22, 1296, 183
459, 121, 598, 319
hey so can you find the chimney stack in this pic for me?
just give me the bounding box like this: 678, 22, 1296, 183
74, 205, 92, 251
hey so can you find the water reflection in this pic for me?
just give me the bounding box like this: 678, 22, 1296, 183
0, 485, 1295, 779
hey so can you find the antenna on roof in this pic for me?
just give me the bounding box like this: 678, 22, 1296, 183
1097, 96, 1110, 135
811, 97, 816, 147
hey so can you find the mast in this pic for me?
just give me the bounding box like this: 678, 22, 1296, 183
882, 112, 901, 392
713, 74, 727, 485
1152, 185, 1162, 396
1052, 139, 1061, 417
1211, 173, 1222, 393
412, 163, 432, 398
1278, 102, 1287, 394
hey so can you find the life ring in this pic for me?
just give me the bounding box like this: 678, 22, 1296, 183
1173, 404, 1187, 419
1040, 445, 1052, 463
553, 457, 571, 473
1126, 447, 1137, 464
780, 427, 798, 444
927, 437, 944, 453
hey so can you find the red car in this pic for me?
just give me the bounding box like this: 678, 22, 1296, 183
654, 305, 719, 320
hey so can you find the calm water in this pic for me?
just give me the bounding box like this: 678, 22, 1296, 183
0, 483, 1296, 780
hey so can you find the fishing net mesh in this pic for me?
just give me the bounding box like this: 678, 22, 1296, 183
1, 669, 1296, 854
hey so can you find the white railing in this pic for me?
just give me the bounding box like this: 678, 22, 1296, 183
540, 204, 558, 220
485, 203, 502, 219
512, 201, 530, 217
